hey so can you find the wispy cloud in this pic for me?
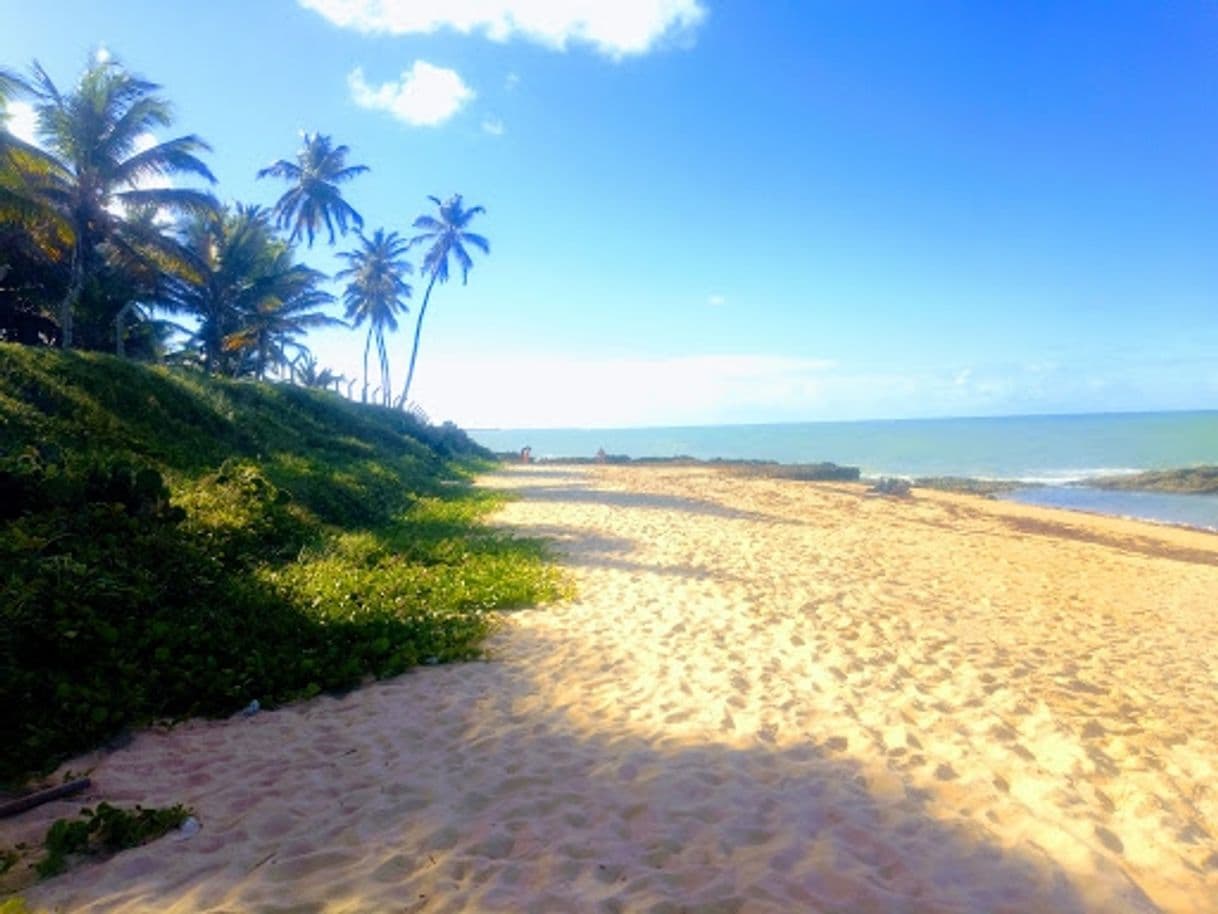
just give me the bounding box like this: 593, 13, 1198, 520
300, 0, 707, 58
481, 116, 505, 136
707, 293, 726, 307
2, 100, 38, 145
348, 62, 474, 127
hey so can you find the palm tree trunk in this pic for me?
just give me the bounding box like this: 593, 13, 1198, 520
60, 242, 83, 350
377, 333, 391, 407
115, 301, 137, 358
362, 328, 373, 403
398, 271, 438, 408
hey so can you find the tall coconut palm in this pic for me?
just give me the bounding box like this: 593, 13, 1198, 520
397, 194, 488, 407
20, 57, 218, 348
335, 228, 411, 406
256, 132, 367, 248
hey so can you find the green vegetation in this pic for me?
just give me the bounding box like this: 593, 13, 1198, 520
0, 346, 569, 785
1085, 466, 1218, 495
35, 803, 191, 879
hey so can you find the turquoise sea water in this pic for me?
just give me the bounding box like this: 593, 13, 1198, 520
471, 411, 1218, 530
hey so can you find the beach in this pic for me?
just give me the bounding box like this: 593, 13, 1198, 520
8, 463, 1218, 912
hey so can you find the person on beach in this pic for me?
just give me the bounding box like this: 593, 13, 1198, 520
521, 446, 532, 464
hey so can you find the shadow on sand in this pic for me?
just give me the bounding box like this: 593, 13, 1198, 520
17, 624, 1160, 913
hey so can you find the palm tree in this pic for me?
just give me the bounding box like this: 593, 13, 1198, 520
162, 203, 340, 379
292, 353, 344, 390
2, 68, 74, 342
257, 133, 368, 248
397, 194, 488, 407
222, 252, 341, 380
335, 229, 411, 406
162, 204, 276, 374
19, 57, 218, 348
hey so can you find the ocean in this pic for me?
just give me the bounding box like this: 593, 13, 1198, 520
470, 410, 1218, 530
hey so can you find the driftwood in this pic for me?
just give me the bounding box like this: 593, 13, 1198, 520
0, 777, 91, 819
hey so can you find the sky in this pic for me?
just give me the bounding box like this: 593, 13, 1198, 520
2, 1, 1216, 428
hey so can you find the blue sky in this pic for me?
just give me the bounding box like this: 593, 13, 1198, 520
3, 1, 1216, 427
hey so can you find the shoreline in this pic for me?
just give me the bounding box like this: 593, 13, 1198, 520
472, 411, 1218, 488
503, 453, 1218, 531
505, 452, 1218, 492
8, 463, 1216, 912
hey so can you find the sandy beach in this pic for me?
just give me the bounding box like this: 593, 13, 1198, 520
7, 463, 1218, 913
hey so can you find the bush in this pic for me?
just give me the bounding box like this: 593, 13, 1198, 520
0, 346, 568, 784
36, 803, 192, 878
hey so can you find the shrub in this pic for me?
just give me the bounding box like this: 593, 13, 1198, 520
0, 346, 568, 784
36, 803, 192, 878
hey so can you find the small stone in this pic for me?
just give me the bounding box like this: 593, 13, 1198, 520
177, 817, 201, 839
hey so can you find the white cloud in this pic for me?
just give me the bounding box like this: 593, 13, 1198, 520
300, 0, 707, 58
481, 117, 505, 136
707, 293, 725, 307
505, 72, 521, 91
2, 100, 38, 144
348, 62, 474, 127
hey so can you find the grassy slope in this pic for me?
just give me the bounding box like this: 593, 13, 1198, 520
0, 345, 568, 785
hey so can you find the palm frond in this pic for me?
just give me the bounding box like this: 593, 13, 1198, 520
114, 134, 217, 186
332, 164, 370, 182
461, 232, 490, 254
117, 186, 219, 216
256, 159, 300, 180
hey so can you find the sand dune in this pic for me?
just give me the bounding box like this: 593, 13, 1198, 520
8, 464, 1218, 912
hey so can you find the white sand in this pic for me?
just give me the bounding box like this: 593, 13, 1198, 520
7, 464, 1218, 912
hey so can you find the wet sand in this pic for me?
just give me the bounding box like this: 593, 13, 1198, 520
8, 464, 1218, 913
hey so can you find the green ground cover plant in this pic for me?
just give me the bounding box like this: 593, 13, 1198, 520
0, 345, 569, 785
35, 803, 192, 879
